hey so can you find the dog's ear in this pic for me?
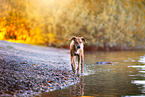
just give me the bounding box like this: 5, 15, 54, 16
68, 36, 76, 41
81, 37, 87, 43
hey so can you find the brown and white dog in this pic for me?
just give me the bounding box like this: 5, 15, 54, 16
69, 36, 86, 76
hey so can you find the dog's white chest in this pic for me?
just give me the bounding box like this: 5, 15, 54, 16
75, 50, 80, 55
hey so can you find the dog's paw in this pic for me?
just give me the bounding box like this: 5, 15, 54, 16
77, 74, 80, 77
81, 72, 84, 76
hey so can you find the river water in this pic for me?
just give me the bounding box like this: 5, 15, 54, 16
41, 50, 145, 97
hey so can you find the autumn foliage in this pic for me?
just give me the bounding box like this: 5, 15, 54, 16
0, 0, 144, 50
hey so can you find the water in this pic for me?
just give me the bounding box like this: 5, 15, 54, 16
41, 50, 145, 97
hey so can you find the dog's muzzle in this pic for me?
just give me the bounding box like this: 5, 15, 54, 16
77, 45, 80, 49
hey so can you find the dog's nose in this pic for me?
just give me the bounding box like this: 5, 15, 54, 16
77, 45, 80, 49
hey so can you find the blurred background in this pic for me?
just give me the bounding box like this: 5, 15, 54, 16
0, 0, 144, 51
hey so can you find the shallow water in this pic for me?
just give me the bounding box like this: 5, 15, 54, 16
41, 50, 145, 97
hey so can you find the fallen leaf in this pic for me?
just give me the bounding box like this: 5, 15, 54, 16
44, 83, 47, 86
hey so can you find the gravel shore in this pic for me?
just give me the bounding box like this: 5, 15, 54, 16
0, 41, 78, 97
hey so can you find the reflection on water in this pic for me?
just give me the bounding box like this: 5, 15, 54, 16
70, 76, 84, 96
139, 56, 145, 64
128, 65, 145, 94
41, 50, 145, 97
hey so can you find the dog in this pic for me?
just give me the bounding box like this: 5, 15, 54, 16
69, 36, 86, 75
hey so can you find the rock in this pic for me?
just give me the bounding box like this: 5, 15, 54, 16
0, 94, 12, 97
55, 85, 62, 90
20, 62, 27, 64
32, 87, 39, 92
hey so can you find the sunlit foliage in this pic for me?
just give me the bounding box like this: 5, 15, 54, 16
0, 0, 144, 49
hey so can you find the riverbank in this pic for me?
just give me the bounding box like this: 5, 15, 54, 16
0, 41, 78, 96
6, 39, 145, 52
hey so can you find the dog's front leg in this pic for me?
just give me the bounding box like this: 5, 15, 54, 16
77, 55, 81, 76
71, 56, 75, 73
73, 56, 76, 73
81, 54, 84, 74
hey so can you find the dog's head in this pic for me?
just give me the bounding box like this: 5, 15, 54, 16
69, 36, 87, 50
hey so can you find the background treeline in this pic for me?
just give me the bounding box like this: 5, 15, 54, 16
0, 0, 144, 50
